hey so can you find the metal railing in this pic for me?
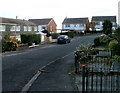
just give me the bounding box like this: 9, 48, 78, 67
74, 49, 120, 93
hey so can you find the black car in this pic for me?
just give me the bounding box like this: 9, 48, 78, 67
57, 35, 70, 44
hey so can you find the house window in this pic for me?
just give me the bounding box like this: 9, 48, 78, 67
16, 26, 20, 31
24, 26, 28, 31
0, 25, 6, 32
10, 25, 16, 31
79, 24, 84, 27
34, 26, 37, 31
76, 24, 79, 27
95, 22, 100, 25
28, 26, 32, 31
42, 26, 45, 30
66, 24, 70, 27
74, 24, 77, 27
50, 26, 52, 31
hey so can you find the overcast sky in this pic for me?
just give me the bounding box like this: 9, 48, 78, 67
0, 0, 119, 29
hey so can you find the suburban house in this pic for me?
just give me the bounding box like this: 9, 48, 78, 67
62, 17, 89, 33
29, 18, 57, 34
91, 16, 117, 31
0, 17, 38, 40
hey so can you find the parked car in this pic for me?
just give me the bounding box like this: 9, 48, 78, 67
57, 35, 70, 44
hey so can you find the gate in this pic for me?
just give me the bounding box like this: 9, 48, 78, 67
75, 49, 120, 93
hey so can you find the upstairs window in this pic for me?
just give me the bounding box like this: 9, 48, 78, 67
10, 25, 16, 31
24, 26, 28, 31
0, 25, 6, 32
41, 26, 46, 31
28, 26, 32, 31
95, 22, 100, 25
34, 26, 38, 31
79, 24, 84, 27
16, 26, 20, 31
74, 24, 77, 27
66, 24, 70, 27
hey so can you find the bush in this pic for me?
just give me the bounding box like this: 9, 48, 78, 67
2, 35, 20, 52
115, 28, 120, 42
100, 35, 113, 44
103, 20, 112, 35
76, 44, 93, 64
21, 34, 41, 46
34, 34, 41, 44
21, 34, 28, 44
51, 33, 60, 39
110, 55, 120, 63
68, 31, 74, 38
115, 43, 120, 56
109, 40, 118, 56
27, 34, 33, 46
94, 37, 100, 46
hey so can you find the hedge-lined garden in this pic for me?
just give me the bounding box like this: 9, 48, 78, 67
93, 20, 120, 63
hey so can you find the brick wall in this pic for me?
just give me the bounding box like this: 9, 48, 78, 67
47, 19, 57, 33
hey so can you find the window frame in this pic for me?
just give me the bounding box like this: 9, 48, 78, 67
0, 25, 6, 32
28, 26, 32, 31
24, 26, 28, 31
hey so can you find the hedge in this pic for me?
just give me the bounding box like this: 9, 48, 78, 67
109, 40, 118, 56
68, 31, 74, 38
21, 34, 41, 46
51, 33, 60, 39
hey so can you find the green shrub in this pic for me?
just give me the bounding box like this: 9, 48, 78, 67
100, 35, 113, 44
34, 34, 41, 44
103, 20, 112, 35
115, 43, 120, 56
115, 28, 120, 42
27, 34, 33, 46
68, 31, 74, 38
21, 34, 28, 44
2, 35, 20, 52
94, 37, 100, 46
110, 55, 120, 63
76, 44, 93, 64
51, 33, 60, 39
21, 34, 41, 46
109, 40, 118, 56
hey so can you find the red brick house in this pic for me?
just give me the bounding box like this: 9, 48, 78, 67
29, 18, 57, 33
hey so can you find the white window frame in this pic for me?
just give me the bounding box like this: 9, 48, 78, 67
66, 24, 70, 27
28, 26, 32, 31
79, 24, 84, 27
16, 26, 20, 31
24, 26, 28, 31
95, 22, 100, 25
10, 25, 16, 31
0, 25, 6, 32
34, 26, 38, 31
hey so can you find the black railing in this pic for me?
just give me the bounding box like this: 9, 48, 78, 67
74, 49, 120, 93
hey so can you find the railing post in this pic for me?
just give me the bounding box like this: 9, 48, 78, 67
74, 51, 79, 73
82, 65, 86, 93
